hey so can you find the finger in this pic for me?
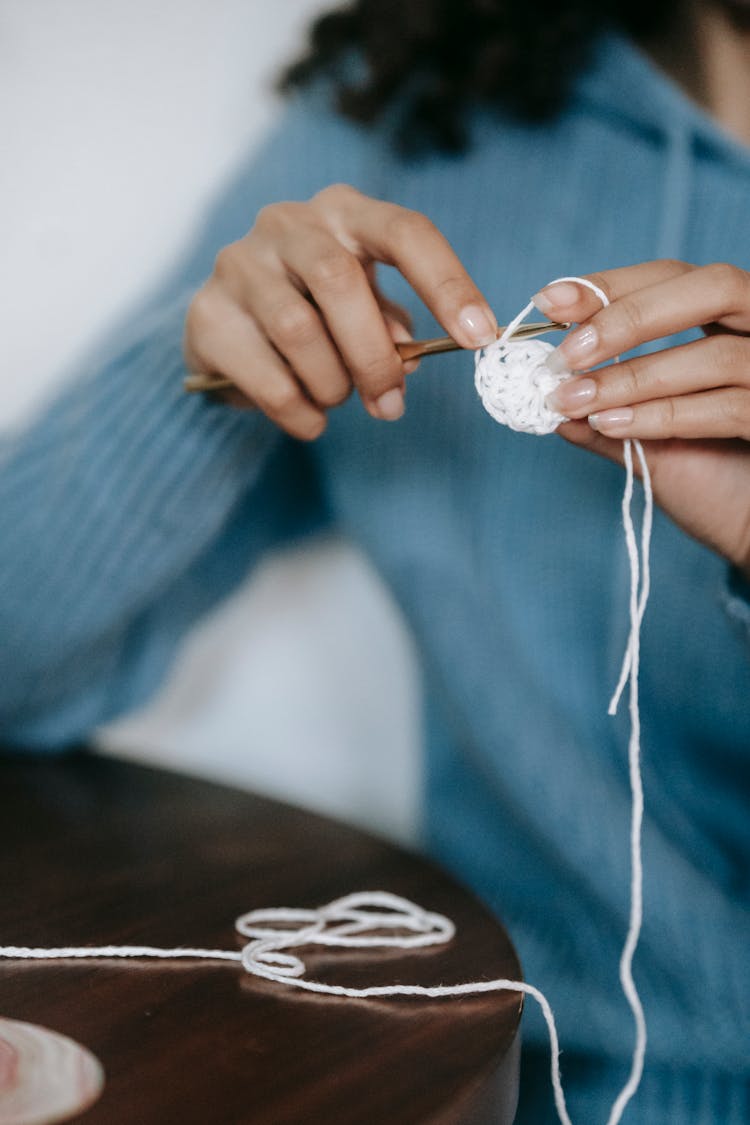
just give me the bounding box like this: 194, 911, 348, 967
312, 185, 497, 350
187, 288, 326, 440
213, 386, 257, 410
558, 421, 666, 493
587, 388, 750, 441
381, 309, 420, 375
371, 271, 420, 371
557, 418, 627, 468
544, 263, 750, 373
547, 333, 750, 418
533, 260, 693, 322
376, 293, 413, 334
278, 223, 406, 411
365, 262, 414, 334
215, 254, 354, 412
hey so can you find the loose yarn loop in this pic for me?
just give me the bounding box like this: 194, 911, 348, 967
0, 279, 653, 1125
0, 891, 567, 1117
236, 890, 455, 984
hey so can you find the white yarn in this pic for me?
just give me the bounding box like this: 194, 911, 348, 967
605, 437, 651, 1124
0, 891, 569, 1122
474, 275, 611, 435
475, 275, 652, 1123
0, 279, 653, 1125
474, 334, 568, 434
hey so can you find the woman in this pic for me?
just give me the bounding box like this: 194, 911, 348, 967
2, 1, 749, 1120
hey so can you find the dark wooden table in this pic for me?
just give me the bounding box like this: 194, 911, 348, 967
0, 752, 522, 1125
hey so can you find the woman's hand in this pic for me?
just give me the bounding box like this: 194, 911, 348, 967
184, 183, 497, 439
533, 260, 750, 578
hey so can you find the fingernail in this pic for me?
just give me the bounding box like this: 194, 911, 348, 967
375, 387, 405, 421
545, 348, 571, 375
547, 324, 599, 374
588, 407, 633, 432
532, 281, 581, 314
458, 305, 496, 347
546, 377, 597, 413
388, 320, 413, 345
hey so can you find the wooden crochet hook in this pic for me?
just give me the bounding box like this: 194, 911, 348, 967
183, 319, 570, 394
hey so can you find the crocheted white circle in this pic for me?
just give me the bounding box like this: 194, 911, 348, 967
474, 337, 571, 435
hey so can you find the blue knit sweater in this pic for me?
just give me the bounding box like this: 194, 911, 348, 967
2, 33, 749, 1123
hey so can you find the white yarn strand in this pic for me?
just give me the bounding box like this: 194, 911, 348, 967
608, 439, 653, 716
605, 438, 652, 1125
473, 276, 651, 1125
0, 892, 573, 1125
0, 280, 652, 1125
0, 945, 242, 963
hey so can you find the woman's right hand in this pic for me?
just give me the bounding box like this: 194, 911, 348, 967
184, 184, 497, 439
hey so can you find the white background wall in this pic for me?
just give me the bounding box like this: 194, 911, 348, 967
1, 0, 421, 843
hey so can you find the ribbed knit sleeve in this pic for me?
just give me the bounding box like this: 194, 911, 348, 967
0, 291, 285, 747
0, 87, 378, 749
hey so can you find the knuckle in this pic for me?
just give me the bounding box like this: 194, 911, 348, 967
386, 207, 436, 247
252, 205, 276, 238
186, 287, 218, 337
313, 182, 360, 209
263, 379, 302, 415
649, 257, 693, 286
433, 272, 475, 304
213, 242, 243, 280
356, 349, 401, 389
253, 201, 299, 236
430, 272, 485, 325
616, 358, 641, 399
254, 203, 280, 231
307, 248, 360, 290
722, 390, 748, 433
656, 257, 687, 276
659, 396, 678, 436
268, 299, 320, 348
315, 381, 351, 409
716, 332, 749, 371
615, 296, 644, 339
703, 262, 747, 305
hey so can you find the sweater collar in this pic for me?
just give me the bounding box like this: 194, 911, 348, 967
574, 30, 750, 172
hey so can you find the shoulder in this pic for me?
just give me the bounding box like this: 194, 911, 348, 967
174, 77, 392, 288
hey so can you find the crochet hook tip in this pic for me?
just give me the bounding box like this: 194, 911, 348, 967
395, 320, 571, 364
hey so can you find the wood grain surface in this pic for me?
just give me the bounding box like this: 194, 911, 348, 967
0, 752, 522, 1125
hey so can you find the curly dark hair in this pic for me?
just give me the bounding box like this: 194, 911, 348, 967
280, 0, 677, 153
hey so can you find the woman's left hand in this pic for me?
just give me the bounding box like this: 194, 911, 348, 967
533, 260, 750, 579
